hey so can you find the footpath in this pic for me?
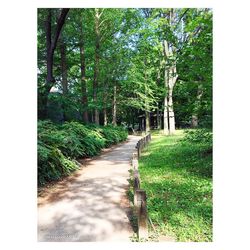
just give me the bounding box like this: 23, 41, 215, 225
38, 135, 140, 242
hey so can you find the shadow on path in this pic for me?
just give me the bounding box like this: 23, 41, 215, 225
38, 135, 140, 242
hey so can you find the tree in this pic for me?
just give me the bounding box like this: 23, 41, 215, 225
38, 8, 69, 119
175, 8, 212, 128
37, 8, 212, 130
93, 8, 102, 124
163, 39, 178, 135
79, 10, 89, 123
160, 9, 179, 135
59, 35, 68, 121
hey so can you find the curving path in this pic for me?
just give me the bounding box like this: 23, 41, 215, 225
38, 135, 140, 242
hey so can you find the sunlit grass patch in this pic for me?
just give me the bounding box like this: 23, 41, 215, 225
139, 129, 212, 242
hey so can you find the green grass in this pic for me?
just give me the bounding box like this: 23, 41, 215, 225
139, 129, 212, 242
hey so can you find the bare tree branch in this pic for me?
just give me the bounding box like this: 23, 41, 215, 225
176, 8, 190, 26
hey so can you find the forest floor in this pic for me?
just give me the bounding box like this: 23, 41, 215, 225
38, 135, 140, 242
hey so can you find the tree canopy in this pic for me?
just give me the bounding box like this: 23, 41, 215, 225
37, 8, 212, 132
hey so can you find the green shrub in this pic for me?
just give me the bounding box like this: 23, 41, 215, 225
61, 122, 106, 157
38, 120, 66, 149
101, 125, 127, 146
182, 129, 212, 145
38, 120, 128, 186
38, 142, 78, 186
86, 124, 128, 147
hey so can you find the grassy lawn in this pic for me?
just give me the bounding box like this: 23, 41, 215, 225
139, 130, 212, 242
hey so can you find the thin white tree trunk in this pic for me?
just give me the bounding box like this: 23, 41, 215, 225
168, 86, 175, 134
103, 81, 108, 126
163, 40, 170, 135
112, 85, 117, 126
93, 8, 101, 125
156, 107, 160, 129
163, 96, 169, 135
145, 111, 150, 133
103, 108, 107, 126
163, 9, 178, 135
191, 115, 198, 128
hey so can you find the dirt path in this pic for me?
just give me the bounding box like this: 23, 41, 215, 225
38, 135, 140, 242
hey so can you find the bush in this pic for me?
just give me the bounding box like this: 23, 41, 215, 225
38, 121, 79, 185
86, 124, 128, 147
38, 120, 128, 186
38, 141, 79, 186
101, 125, 128, 146
182, 128, 212, 145
61, 122, 106, 157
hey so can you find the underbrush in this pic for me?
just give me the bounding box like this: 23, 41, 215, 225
182, 128, 212, 146
38, 120, 128, 186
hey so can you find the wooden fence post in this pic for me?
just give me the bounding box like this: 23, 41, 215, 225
138, 141, 141, 158
136, 189, 148, 239
132, 152, 138, 160
132, 159, 138, 170
133, 170, 140, 206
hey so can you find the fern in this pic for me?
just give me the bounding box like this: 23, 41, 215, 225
38, 120, 128, 186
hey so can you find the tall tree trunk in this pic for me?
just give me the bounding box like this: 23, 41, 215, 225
156, 55, 164, 130
163, 40, 169, 135
93, 8, 101, 125
145, 111, 150, 133
163, 36, 178, 135
46, 9, 54, 86
103, 108, 107, 126
168, 9, 178, 134
156, 64, 160, 130
163, 95, 169, 134
168, 58, 178, 134
168, 85, 175, 134
79, 13, 89, 123
143, 57, 150, 133
159, 109, 162, 129
59, 37, 68, 121
191, 84, 203, 128
156, 106, 160, 129
191, 115, 198, 128
132, 112, 135, 129
60, 38, 68, 95
39, 8, 69, 119
112, 84, 117, 126
161, 10, 179, 134
103, 81, 108, 126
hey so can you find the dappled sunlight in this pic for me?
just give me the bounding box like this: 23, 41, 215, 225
138, 131, 212, 241
37, 6, 212, 243
38, 135, 140, 242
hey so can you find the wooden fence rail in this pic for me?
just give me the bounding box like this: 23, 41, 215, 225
132, 133, 151, 239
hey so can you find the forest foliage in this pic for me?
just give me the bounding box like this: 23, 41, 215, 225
37, 8, 213, 240
37, 8, 212, 130
38, 121, 127, 185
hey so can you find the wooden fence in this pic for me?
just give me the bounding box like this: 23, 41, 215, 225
131, 133, 152, 239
